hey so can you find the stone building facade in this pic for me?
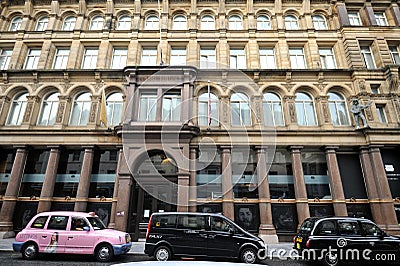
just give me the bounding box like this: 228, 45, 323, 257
0, 0, 399, 242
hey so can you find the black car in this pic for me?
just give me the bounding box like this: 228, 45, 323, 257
294, 217, 400, 266
144, 212, 265, 264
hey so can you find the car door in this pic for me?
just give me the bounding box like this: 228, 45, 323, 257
44, 215, 69, 253
337, 220, 367, 261
174, 214, 208, 256
64, 216, 94, 254
360, 221, 398, 258
206, 216, 238, 258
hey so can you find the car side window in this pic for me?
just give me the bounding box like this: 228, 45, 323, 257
152, 215, 177, 229
71, 217, 89, 231
47, 216, 68, 230
338, 221, 361, 236
317, 220, 336, 236
210, 217, 231, 232
177, 215, 206, 230
30, 216, 48, 229
361, 222, 382, 236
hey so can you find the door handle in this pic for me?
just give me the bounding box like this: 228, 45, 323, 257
68, 236, 74, 239
199, 233, 208, 238
207, 234, 216, 239
41, 236, 47, 239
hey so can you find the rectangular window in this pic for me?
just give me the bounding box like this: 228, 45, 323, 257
0, 49, 12, 70
138, 93, 157, 121
370, 84, 381, 94
260, 48, 276, 69
141, 48, 157, 66
177, 215, 206, 230
81, 48, 98, 69
289, 48, 306, 69
162, 92, 181, 121
111, 48, 127, 69
389, 46, 400, 65
200, 48, 216, 69
319, 48, 336, 69
47, 215, 68, 230
230, 48, 246, 69
53, 48, 70, 69
360, 45, 376, 69
376, 105, 387, 124
348, 12, 362, 26
375, 12, 388, 26
24, 49, 41, 69
170, 48, 186, 65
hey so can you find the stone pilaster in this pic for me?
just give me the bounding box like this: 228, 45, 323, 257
108, 147, 123, 229
221, 146, 234, 220
189, 147, 197, 212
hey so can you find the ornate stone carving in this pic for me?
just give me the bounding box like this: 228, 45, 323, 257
288, 102, 296, 123
23, 102, 33, 123
56, 102, 65, 123
89, 102, 98, 123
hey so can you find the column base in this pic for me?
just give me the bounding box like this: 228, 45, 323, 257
385, 225, 400, 236
259, 224, 279, 244
0, 231, 15, 239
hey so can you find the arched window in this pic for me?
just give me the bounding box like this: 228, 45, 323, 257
145, 15, 159, 30
106, 92, 124, 126
231, 92, 251, 126
263, 92, 284, 126
37, 92, 60, 126
198, 92, 218, 126
62, 16, 76, 31
6, 92, 28, 125
173, 15, 187, 30
257, 15, 271, 30
328, 92, 350, 126
229, 15, 243, 30
312, 15, 327, 30
9, 16, 22, 31
90, 15, 104, 30
295, 92, 317, 126
285, 15, 298, 30
35, 16, 49, 31
201, 15, 215, 30
117, 15, 131, 30
70, 92, 91, 126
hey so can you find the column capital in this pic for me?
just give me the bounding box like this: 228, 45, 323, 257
82, 145, 96, 150
324, 146, 339, 152
288, 145, 303, 152
13, 145, 28, 150
220, 146, 232, 152
47, 145, 61, 149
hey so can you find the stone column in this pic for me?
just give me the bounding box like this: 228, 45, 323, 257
325, 146, 347, 216
221, 146, 234, 220
256, 147, 278, 244
177, 170, 190, 212
74, 146, 95, 212
0, 96, 11, 125
37, 146, 61, 213
364, 3, 377, 26
108, 147, 123, 229
0, 146, 28, 238
359, 146, 382, 226
114, 151, 132, 232
368, 146, 400, 234
290, 146, 310, 227
189, 147, 197, 212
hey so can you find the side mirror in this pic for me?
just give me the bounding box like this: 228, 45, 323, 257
228, 227, 235, 235
83, 226, 90, 231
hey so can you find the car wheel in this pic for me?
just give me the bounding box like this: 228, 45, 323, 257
323, 251, 338, 266
95, 243, 114, 262
21, 242, 38, 260
154, 245, 171, 261
240, 247, 257, 264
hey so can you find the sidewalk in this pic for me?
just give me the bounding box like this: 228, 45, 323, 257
0, 238, 295, 258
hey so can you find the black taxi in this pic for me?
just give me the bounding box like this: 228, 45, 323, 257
294, 217, 400, 266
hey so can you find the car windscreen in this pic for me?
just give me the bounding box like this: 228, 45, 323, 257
87, 217, 106, 230
299, 219, 314, 234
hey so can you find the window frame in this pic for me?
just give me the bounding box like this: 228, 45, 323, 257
170, 47, 187, 65
53, 48, 70, 69
106, 92, 124, 126
259, 48, 276, 69
327, 92, 350, 126
0, 48, 12, 70
145, 15, 159, 30
289, 47, 307, 69
81, 47, 99, 69
375, 12, 388, 26
285, 15, 299, 30
201, 15, 215, 30
24, 48, 41, 70
295, 92, 317, 126
389, 45, 400, 65
69, 92, 92, 126
9, 16, 22, 31
172, 15, 187, 30
90, 15, 104, 30
360, 45, 376, 69
256, 15, 271, 30
6, 92, 29, 126
35, 16, 49, 31
117, 15, 131, 30
200, 48, 217, 69
229, 15, 243, 30
37, 92, 60, 126
141, 47, 158, 66
230, 48, 246, 69
376, 104, 388, 124
348, 12, 362, 26
231, 92, 251, 126
319, 48, 337, 69
312, 15, 327, 30
198, 92, 219, 126
262, 92, 284, 126
62, 16, 76, 31
111, 47, 128, 69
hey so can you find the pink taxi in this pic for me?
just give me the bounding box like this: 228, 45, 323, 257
13, 211, 131, 262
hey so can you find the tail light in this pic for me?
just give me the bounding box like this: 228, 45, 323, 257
145, 215, 153, 240
293, 236, 296, 243
306, 239, 311, 248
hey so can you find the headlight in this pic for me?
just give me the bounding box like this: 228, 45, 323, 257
258, 240, 265, 248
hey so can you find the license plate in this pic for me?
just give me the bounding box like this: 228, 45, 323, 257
296, 243, 301, 249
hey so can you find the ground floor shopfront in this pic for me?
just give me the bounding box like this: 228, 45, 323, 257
0, 140, 399, 242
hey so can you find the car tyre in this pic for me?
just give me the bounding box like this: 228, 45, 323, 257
323, 251, 339, 266
21, 242, 38, 260
240, 247, 257, 264
95, 243, 114, 262
154, 245, 171, 261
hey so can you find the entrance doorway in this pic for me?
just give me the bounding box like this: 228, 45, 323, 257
128, 150, 178, 241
